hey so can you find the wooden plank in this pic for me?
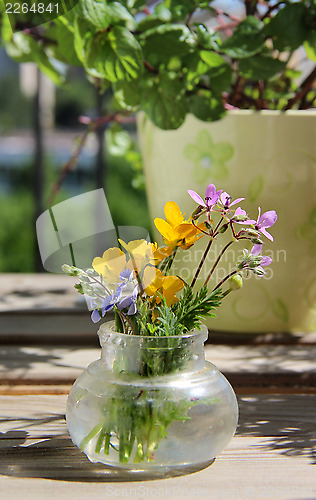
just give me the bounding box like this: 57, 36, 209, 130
0, 395, 315, 499
1, 274, 316, 345
1, 345, 315, 391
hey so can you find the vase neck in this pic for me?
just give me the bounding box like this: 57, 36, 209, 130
97, 322, 208, 376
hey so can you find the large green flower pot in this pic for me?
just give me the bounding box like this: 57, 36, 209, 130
138, 111, 316, 333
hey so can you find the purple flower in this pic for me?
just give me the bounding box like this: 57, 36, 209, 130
238, 245, 272, 276
251, 244, 272, 266
117, 286, 139, 315
229, 207, 250, 224
219, 191, 245, 209
90, 288, 123, 323
246, 208, 277, 241
188, 183, 223, 210
91, 309, 102, 323
119, 269, 133, 282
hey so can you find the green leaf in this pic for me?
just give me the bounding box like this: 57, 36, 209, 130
272, 299, 289, 323
239, 55, 286, 80
33, 50, 66, 86
195, 24, 221, 50
200, 51, 226, 68
4, 32, 38, 62
73, 16, 96, 64
221, 16, 265, 58
209, 63, 232, 93
140, 24, 196, 61
79, 0, 134, 30
113, 78, 140, 110
168, 0, 196, 21
264, 3, 307, 52
304, 35, 316, 62
248, 175, 264, 202
4, 29, 65, 85
188, 90, 226, 122
174, 285, 223, 332
136, 15, 166, 32
85, 26, 143, 82
45, 21, 82, 66
140, 72, 187, 129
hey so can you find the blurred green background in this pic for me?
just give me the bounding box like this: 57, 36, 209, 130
0, 49, 150, 272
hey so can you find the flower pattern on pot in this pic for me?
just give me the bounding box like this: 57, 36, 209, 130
184, 130, 234, 182
295, 206, 316, 256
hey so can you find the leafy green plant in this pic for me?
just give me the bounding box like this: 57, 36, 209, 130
1, 0, 315, 130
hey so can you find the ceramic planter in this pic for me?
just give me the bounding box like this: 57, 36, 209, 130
138, 111, 316, 333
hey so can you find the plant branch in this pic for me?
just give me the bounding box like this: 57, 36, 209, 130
284, 67, 316, 111
204, 240, 234, 286
143, 60, 159, 74
46, 112, 134, 207
212, 269, 240, 292
261, 1, 287, 20
190, 238, 213, 288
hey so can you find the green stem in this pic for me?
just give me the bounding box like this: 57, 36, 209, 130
104, 432, 111, 455
117, 308, 137, 335
95, 428, 106, 453
165, 247, 178, 274
212, 269, 240, 292
190, 238, 213, 288
204, 240, 234, 286
79, 423, 103, 450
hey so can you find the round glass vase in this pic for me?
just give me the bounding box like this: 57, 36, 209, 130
66, 321, 238, 475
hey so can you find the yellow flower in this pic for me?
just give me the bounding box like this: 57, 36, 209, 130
143, 268, 184, 307
119, 239, 158, 281
92, 247, 127, 281
119, 239, 155, 262
161, 275, 184, 306
154, 201, 204, 250
152, 244, 173, 263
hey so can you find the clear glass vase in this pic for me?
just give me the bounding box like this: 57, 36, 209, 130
66, 321, 238, 475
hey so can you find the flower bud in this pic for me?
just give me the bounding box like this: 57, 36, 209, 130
248, 257, 262, 268
62, 264, 80, 276
219, 223, 229, 233
229, 274, 243, 291
251, 238, 264, 245
191, 206, 204, 220
233, 214, 249, 222
253, 267, 265, 276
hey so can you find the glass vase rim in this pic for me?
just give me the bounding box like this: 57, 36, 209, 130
97, 320, 208, 343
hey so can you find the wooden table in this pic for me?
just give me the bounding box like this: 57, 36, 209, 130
1, 274, 316, 499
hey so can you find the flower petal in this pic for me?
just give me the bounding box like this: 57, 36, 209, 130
205, 183, 216, 199
259, 210, 278, 228
260, 227, 274, 241
154, 218, 175, 241
91, 309, 101, 323
164, 201, 184, 227
230, 197, 245, 207
188, 190, 206, 207
220, 191, 231, 206
251, 244, 262, 256
261, 256, 272, 266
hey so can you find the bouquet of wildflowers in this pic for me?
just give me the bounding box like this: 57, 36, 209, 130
63, 182, 277, 463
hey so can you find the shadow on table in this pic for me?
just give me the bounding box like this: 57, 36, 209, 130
237, 394, 316, 465
0, 415, 214, 482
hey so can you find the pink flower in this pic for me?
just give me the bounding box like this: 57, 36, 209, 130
188, 183, 223, 210
246, 208, 277, 241
231, 207, 249, 223
219, 191, 245, 209
251, 244, 272, 266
